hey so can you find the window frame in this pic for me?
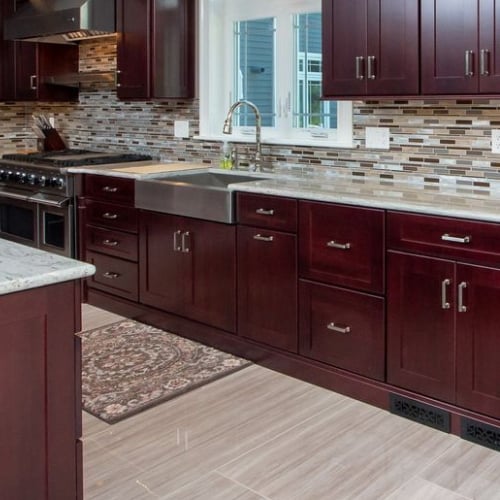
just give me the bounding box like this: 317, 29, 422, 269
197, 0, 353, 148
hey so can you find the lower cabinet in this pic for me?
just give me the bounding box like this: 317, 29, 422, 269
139, 210, 237, 332
388, 250, 500, 419
299, 280, 385, 380
237, 225, 298, 352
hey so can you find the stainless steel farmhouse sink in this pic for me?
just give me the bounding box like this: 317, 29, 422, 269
135, 171, 268, 223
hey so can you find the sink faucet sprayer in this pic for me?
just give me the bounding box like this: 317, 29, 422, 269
222, 100, 262, 171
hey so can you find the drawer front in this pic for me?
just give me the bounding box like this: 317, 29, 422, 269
237, 193, 297, 232
84, 174, 135, 205
86, 251, 138, 301
85, 225, 138, 261
388, 211, 500, 265
299, 201, 385, 293
299, 280, 385, 381
86, 200, 138, 233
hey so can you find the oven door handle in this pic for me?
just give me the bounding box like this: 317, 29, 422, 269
0, 189, 30, 202
28, 194, 71, 207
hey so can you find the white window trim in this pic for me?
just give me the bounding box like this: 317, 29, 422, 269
197, 0, 353, 148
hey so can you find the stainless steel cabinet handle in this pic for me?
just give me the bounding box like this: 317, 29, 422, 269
173, 230, 182, 251
480, 49, 490, 76
465, 50, 474, 77
30, 75, 37, 90
181, 231, 191, 253
102, 212, 118, 220
327, 240, 351, 250
327, 322, 351, 334
367, 56, 376, 80
355, 56, 364, 80
458, 282, 468, 312
253, 234, 274, 242
441, 233, 471, 244
441, 278, 451, 310
115, 69, 122, 88
102, 271, 120, 279
102, 186, 118, 193
102, 239, 119, 247
255, 208, 275, 216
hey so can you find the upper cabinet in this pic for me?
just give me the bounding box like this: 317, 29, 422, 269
322, 0, 419, 97
116, 0, 195, 100
421, 0, 500, 95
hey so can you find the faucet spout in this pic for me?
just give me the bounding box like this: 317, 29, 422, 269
222, 100, 262, 171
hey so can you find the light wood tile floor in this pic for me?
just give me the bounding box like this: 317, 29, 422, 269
81, 304, 500, 500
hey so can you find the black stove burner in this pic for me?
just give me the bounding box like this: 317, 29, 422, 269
2, 149, 152, 167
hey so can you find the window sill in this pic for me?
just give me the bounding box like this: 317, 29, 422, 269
193, 134, 355, 149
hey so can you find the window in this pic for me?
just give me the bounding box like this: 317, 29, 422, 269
198, 0, 353, 147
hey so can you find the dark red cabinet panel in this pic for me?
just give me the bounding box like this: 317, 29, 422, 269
237, 225, 298, 352
322, 0, 419, 97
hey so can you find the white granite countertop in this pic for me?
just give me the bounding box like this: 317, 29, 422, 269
229, 170, 500, 223
0, 239, 95, 295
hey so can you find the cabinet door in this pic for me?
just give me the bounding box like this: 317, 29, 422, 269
421, 0, 479, 94
366, 0, 419, 95
456, 263, 500, 419
322, 0, 367, 96
387, 251, 456, 403
116, 0, 151, 99
238, 226, 298, 352
13, 41, 38, 100
139, 211, 186, 312
153, 0, 195, 98
479, 0, 500, 92
184, 218, 236, 332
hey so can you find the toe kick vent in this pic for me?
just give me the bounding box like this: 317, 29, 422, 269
461, 418, 500, 452
389, 394, 451, 432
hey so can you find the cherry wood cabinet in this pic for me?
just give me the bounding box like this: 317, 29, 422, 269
322, 0, 419, 97
116, 0, 195, 99
236, 193, 298, 352
0, 281, 82, 500
421, 0, 500, 94
139, 210, 237, 332
387, 211, 500, 419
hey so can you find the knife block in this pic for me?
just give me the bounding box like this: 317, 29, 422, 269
43, 128, 66, 151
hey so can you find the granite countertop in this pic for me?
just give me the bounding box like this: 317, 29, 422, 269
229, 170, 500, 223
0, 239, 95, 295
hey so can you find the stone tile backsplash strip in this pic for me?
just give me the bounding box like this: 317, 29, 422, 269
2, 38, 500, 179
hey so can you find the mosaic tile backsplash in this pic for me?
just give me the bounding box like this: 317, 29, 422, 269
3, 38, 500, 180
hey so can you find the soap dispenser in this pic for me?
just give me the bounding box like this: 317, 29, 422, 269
220, 141, 233, 169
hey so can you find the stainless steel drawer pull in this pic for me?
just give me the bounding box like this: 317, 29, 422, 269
173, 230, 182, 251
441, 234, 471, 244
103, 272, 120, 280
102, 212, 118, 220
30, 75, 37, 90
367, 55, 376, 80
355, 56, 364, 80
327, 240, 351, 250
102, 239, 119, 247
327, 322, 351, 334
465, 50, 474, 77
458, 282, 468, 313
441, 278, 451, 310
480, 49, 490, 76
253, 234, 274, 242
102, 186, 119, 193
255, 208, 275, 216
181, 231, 191, 253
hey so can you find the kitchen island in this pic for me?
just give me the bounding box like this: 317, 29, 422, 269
0, 239, 95, 500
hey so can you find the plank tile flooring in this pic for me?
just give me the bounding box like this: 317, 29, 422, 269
81, 304, 500, 500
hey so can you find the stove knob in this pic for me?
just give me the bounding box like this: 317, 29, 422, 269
39, 176, 47, 187
19, 173, 28, 184
55, 177, 65, 189
27, 174, 37, 186
5, 171, 13, 181
0, 170, 5, 181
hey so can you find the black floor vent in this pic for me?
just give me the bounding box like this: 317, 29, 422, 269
461, 418, 500, 452
389, 394, 451, 432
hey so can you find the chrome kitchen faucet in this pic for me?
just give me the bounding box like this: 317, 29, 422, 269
222, 100, 262, 171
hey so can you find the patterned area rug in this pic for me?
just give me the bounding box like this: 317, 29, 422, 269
79, 320, 251, 424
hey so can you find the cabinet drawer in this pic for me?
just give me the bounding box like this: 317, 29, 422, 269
388, 211, 500, 265
86, 200, 138, 233
84, 175, 135, 205
299, 280, 385, 381
86, 251, 138, 301
299, 201, 385, 293
237, 193, 297, 232
85, 225, 138, 261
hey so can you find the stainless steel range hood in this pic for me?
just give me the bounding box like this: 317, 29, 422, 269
3, 0, 115, 44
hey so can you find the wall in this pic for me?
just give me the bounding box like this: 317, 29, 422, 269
2, 38, 500, 181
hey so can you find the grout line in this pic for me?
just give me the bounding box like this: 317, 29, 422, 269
215, 470, 273, 500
